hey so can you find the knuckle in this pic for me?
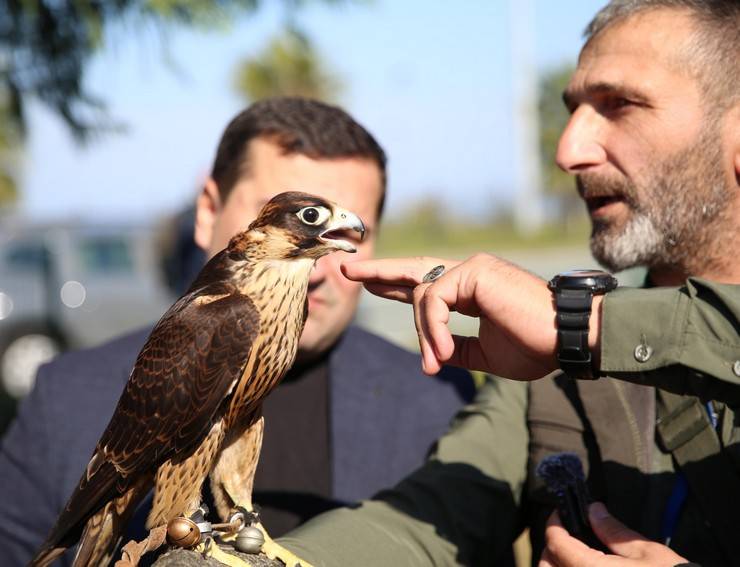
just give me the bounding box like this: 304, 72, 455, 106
422, 284, 437, 301
641, 541, 660, 555
470, 252, 494, 264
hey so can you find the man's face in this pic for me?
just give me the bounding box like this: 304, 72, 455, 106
195, 137, 382, 363
557, 9, 736, 274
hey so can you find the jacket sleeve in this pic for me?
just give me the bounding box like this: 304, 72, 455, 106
600, 278, 740, 404
0, 362, 71, 566
279, 377, 529, 567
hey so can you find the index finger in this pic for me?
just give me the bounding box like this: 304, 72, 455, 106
341, 257, 458, 287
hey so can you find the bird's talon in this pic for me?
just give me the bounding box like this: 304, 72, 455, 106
197, 537, 257, 567
194, 536, 213, 557
232, 505, 260, 526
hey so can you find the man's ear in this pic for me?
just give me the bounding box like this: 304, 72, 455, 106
194, 178, 221, 252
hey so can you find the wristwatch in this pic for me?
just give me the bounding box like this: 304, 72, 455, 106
547, 270, 618, 380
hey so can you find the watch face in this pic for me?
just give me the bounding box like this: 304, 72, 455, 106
548, 269, 618, 292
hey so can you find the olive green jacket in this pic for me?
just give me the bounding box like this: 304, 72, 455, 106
279, 279, 740, 566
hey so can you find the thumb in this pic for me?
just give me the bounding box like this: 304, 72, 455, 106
588, 502, 650, 558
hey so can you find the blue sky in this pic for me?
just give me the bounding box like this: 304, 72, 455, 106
21, 0, 608, 222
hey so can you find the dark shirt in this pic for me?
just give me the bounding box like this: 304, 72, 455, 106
255, 357, 333, 535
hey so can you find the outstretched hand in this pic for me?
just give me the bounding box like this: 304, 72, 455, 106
539, 503, 689, 567
342, 254, 600, 380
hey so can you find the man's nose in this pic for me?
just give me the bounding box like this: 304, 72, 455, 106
556, 105, 607, 174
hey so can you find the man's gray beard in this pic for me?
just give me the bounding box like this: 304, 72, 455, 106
587, 127, 732, 274
591, 213, 663, 272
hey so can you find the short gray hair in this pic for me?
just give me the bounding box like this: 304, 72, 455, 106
585, 1, 740, 109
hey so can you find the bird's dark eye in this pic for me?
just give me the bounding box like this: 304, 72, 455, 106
302, 208, 320, 223
297, 206, 330, 226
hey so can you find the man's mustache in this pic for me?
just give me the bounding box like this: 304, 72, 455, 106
576, 174, 638, 207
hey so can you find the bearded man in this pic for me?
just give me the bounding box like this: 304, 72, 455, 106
269, 2, 740, 566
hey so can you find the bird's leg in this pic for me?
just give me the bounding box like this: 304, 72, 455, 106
210, 416, 264, 522
210, 417, 262, 546
210, 416, 314, 567
114, 525, 167, 567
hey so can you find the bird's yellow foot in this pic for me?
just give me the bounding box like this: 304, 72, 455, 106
215, 504, 313, 566
256, 523, 315, 567
195, 537, 256, 567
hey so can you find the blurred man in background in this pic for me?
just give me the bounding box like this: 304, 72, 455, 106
276, 2, 740, 566
0, 97, 473, 565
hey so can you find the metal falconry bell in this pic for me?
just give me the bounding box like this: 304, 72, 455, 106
234, 525, 265, 554
166, 516, 202, 548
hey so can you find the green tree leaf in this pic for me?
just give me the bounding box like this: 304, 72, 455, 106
233, 26, 342, 103
538, 63, 574, 197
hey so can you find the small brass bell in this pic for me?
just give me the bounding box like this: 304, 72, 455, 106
234, 526, 264, 554
167, 516, 201, 548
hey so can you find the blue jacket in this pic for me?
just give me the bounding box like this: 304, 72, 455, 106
0, 325, 473, 566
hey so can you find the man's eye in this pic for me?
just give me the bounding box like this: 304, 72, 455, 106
614, 97, 631, 108
603, 97, 632, 113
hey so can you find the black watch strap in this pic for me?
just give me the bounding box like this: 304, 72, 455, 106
554, 288, 596, 380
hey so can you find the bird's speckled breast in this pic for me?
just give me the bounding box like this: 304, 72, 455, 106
225, 257, 314, 427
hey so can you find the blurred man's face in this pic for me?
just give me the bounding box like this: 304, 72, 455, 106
556, 9, 736, 275
195, 137, 382, 363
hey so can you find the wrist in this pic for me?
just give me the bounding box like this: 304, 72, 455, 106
548, 270, 617, 380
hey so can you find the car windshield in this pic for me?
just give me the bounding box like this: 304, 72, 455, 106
4, 241, 50, 273
78, 236, 133, 275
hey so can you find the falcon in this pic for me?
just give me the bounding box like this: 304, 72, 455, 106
31, 191, 365, 567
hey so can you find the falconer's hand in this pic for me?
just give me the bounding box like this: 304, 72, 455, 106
539, 503, 689, 567
342, 254, 603, 380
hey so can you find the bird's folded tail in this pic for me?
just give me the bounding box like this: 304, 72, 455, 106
73, 478, 151, 567
27, 545, 66, 567
30, 505, 124, 567
73, 499, 123, 567
29, 472, 150, 567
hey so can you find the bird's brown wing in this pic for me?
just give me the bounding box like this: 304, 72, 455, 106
100, 288, 261, 473
36, 285, 260, 554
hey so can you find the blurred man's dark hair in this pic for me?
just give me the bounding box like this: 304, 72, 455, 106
210, 97, 388, 217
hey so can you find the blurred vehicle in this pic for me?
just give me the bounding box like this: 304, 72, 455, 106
0, 220, 175, 400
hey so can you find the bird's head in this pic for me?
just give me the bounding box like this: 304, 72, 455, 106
227, 191, 366, 261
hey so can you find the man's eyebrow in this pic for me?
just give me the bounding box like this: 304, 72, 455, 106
562, 81, 650, 109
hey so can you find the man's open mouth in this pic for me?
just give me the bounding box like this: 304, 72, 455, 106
586, 195, 623, 213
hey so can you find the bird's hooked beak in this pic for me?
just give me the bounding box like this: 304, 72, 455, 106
319, 206, 365, 253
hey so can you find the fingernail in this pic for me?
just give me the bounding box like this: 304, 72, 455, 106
589, 502, 609, 521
